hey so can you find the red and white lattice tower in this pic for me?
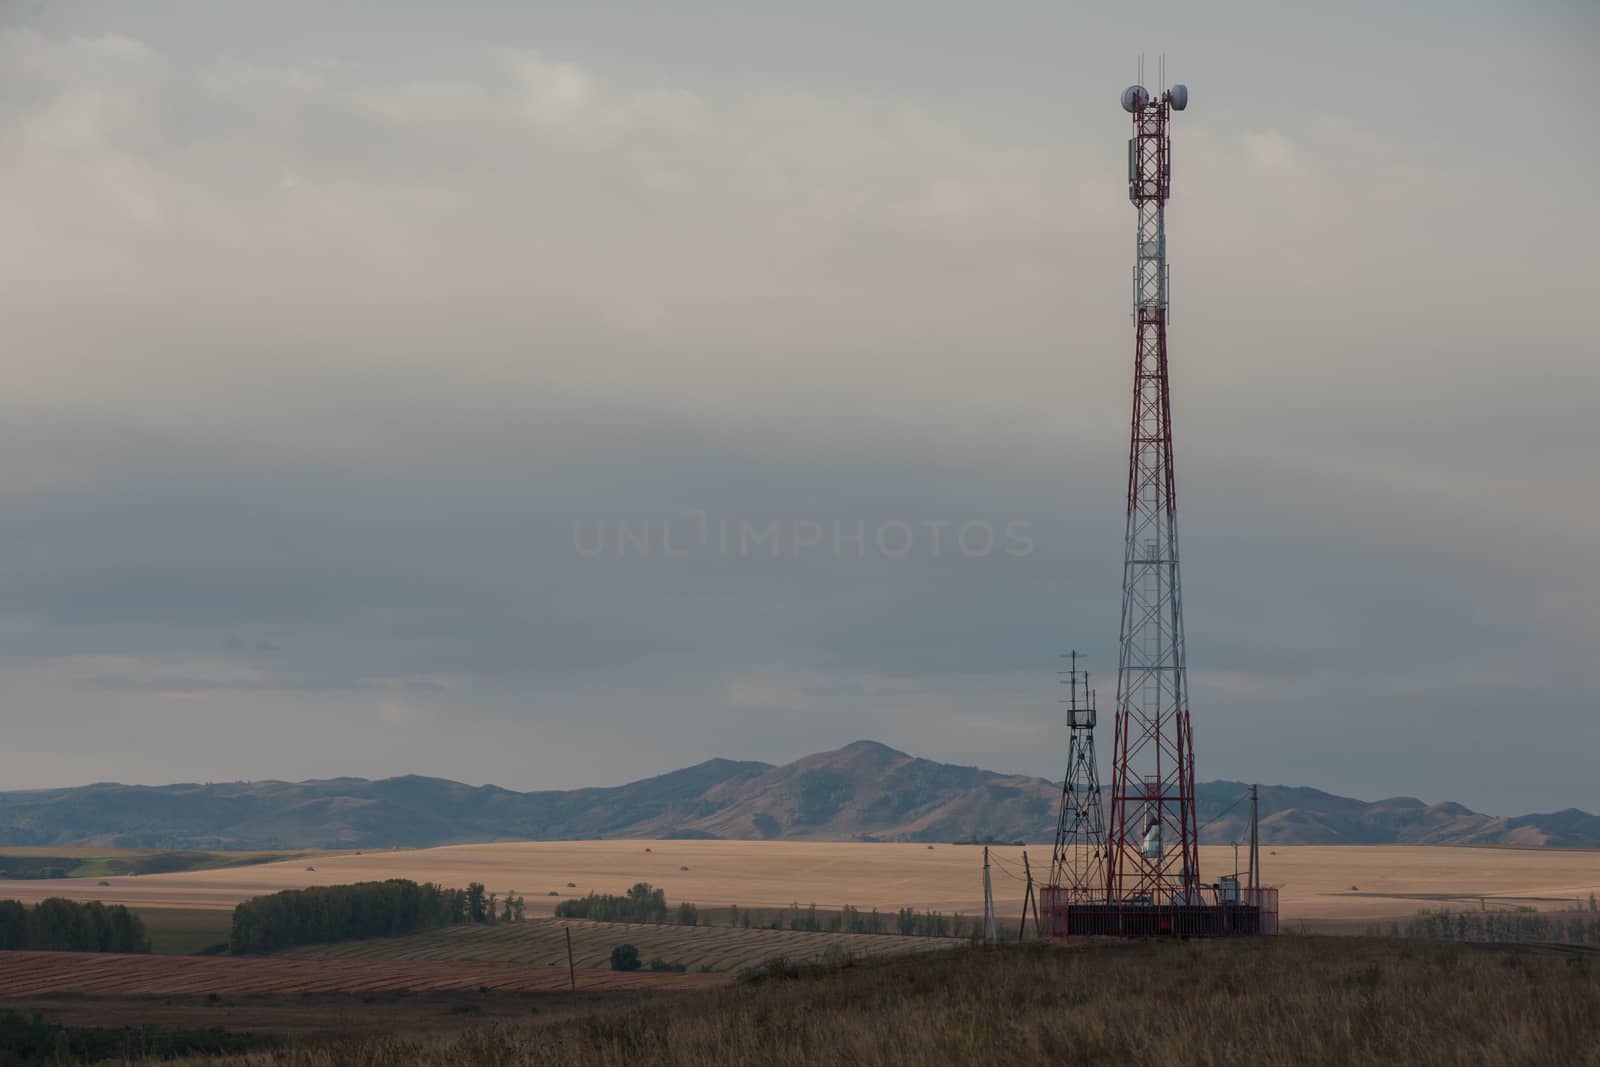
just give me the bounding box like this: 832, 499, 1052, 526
1104, 78, 1202, 908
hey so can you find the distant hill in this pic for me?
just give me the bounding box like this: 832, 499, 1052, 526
1, 741, 1595, 850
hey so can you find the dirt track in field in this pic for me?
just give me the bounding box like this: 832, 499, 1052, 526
0, 951, 729, 996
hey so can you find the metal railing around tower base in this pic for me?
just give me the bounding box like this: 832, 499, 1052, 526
1039, 886, 1278, 938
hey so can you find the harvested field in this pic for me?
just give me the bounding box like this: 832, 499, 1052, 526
0, 951, 728, 996
136, 907, 234, 955
1, 841, 1595, 931
0, 848, 320, 880
285, 917, 953, 972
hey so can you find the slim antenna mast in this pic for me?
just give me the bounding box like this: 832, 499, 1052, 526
1046, 651, 1107, 904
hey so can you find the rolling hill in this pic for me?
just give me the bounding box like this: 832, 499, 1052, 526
0, 740, 1595, 850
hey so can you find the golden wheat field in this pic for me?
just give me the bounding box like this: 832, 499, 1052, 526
0, 841, 1595, 930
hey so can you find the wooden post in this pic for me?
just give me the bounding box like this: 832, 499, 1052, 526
982, 847, 998, 945
1018, 853, 1031, 942
1247, 784, 1260, 892
1021, 850, 1041, 939
565, 925, 576, 994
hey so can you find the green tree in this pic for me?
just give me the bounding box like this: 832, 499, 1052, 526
0, 900, 28, 950
229, 880, 465, 954
466, 883, 487, 924
555, 883, 670, 924
609, 943, 642, 971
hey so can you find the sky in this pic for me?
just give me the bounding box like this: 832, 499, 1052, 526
0, 1, 1595, 814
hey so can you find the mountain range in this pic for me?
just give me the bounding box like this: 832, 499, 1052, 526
1, 740, 1596, 851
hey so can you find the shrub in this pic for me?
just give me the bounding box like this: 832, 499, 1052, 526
610, 944, 642, 972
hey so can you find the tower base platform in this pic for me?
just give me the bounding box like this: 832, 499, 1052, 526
1040, 887, 1278, 938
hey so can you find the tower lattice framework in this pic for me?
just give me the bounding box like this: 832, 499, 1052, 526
1105, 85, 1202, 907
1049, 651, 1106, 900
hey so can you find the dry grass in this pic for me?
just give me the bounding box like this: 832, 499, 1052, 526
2, 841, 1596, 931
283, 916, 951, 972
151, 936, 1599, 1066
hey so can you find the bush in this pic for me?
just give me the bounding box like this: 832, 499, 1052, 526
610, 944, 642, 972
0, 1010, 275, 1061
1399, 907, 1599, 946
648, 957, 688, 972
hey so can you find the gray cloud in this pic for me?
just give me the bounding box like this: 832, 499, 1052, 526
0, 7, 1594, 814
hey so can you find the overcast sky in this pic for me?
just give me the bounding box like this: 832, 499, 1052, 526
0, 1, 1595, 814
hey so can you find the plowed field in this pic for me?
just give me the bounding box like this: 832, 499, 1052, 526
0, 951, 728, 996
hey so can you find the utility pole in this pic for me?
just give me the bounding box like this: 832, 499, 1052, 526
1019, 851, 1041, 942
983, 847, 998, 945
564, 925, 576, 994
1247, 784, 1260, 892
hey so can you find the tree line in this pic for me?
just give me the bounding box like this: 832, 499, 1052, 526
554, 883, 684, 924
1380, 897, 1600, 945
554, 886, 969, 939
0, 898, 150, 953
229, 879, 530, 955
723, 902, 969, 937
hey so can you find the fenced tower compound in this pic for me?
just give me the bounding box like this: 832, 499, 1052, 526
1048, 651, 1107, 900
1104, 74, 1201, 912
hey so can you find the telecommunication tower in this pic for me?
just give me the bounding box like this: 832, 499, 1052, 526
1048, 651, 1107, 900
1104, 73, 1202, 910
1039, 73, 1278, 937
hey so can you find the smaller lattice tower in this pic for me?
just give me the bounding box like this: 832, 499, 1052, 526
1048, 651, 1107, 900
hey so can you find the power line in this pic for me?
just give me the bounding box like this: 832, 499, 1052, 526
1196, 788, 1253, 838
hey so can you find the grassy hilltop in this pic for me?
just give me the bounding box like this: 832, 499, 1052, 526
143, 937, 1600, 1066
